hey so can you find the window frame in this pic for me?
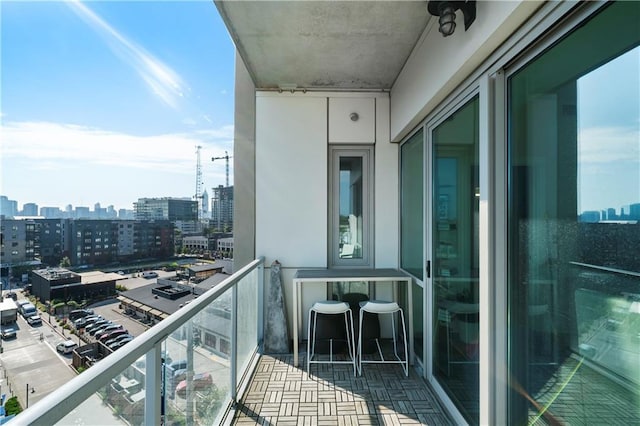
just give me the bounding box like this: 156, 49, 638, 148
328, 144, 374, 268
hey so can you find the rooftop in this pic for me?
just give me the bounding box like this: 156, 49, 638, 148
120, 273, 230, 315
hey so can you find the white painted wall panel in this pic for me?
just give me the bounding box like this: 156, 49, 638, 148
233, 53, 256, 270
255, 94, 328, 268
329, 97, 375, 143
373, 96, 399, 268
391, 0, 541, 142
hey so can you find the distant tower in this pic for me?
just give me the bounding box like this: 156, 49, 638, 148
195, 145, 203, 220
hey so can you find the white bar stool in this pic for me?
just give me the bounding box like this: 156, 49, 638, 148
307, 300, 356, 376
357, 300, 408, 376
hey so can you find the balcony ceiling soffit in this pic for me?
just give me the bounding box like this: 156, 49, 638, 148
215, 1, 431, 90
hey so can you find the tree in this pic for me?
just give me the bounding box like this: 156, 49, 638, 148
60, 256, 71, 267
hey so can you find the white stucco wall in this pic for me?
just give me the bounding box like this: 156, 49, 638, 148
255, 91, 398, 338
373, 96, 399, 268
255, 94, 328, 268
233, 52, 256, 270
391, 0, 543, 142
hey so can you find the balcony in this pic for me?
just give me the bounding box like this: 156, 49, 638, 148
12, 257, 452, 425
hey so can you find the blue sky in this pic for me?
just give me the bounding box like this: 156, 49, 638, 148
1, 0, 235, 211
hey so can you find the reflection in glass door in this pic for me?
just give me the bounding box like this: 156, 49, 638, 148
431, 96, 479, 424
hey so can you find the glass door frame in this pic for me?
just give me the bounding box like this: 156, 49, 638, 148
424, 88, 482, 426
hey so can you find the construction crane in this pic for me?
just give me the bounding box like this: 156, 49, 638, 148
212, 150, 232, 187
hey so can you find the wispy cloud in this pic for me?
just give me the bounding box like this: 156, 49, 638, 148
1, 120, 233, 174
579, 125, 640, 164
67, 1, 187, 109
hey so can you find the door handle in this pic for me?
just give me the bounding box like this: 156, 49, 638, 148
426, 260, 431, 278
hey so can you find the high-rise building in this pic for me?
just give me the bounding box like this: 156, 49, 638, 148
38, 219, 69, 266
0, 196, 18, 217
40, 207, 63, 218
134, 197, 197, 221
0, 218, 41, 268
211, 185, 233, 231
75, 206, 90, 219
22, 203, 39, 216
69, 220, 118, 266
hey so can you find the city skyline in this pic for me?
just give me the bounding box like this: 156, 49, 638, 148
1, 1, 235, 211
2, 193, 637, 220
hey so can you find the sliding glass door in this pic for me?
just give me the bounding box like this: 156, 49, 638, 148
507, 2, 639, 424
430, 96, 480, 424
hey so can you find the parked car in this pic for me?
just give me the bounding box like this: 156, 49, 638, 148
82, 318, 107, 331
109, 336, 133, 350
86, 320, 110, 335
89, 321, 113, 336
69, 309, 94, 321
168, 359, 188, 371
95, 322, 124, 340
96, 324, 128, 342
56, 340, 78, 354
104, 333, 133, 347
1, 327, 17, 340
74, 315, 102, 329
141, 271, 158, 279
175, 372, 213, 397
27, 315, 42, 326
172, 368, 187, 384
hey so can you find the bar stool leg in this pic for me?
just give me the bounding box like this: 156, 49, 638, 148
399, 309, 408, 376
345, 310, 356, 376
357, 309, 364, 376
307, 309, 318, 375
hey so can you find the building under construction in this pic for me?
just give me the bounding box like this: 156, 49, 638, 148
211, 185, 233, 232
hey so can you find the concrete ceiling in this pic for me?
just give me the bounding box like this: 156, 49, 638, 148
214, 1, 432, 90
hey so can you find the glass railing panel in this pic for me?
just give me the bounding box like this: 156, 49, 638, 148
236, 265, 259, 379
56, 356, 147, 425
163, 286, 233, 425
17, 257, 264, 425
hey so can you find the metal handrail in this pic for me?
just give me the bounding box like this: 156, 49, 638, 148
13, 257, 265, 426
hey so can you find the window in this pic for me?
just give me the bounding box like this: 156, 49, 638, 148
507, 3, 639, 424
328, 145, 374, 268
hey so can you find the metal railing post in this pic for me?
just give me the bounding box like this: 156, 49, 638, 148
230, 281, 238, 403
145, 344, 162, 425
257, 262, 264, 345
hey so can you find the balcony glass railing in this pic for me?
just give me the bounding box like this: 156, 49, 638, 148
14, 257, 264, 426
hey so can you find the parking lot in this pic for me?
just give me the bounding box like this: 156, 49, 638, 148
0, 273, 169, 411
83, 300, 149, 342
0, 310, 77, 408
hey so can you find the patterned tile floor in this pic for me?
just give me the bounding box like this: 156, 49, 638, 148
232, 354, 454, 425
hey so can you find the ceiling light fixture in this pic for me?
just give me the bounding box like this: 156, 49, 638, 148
427, 0, 476, 37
